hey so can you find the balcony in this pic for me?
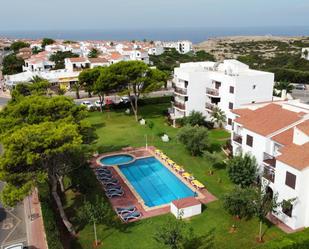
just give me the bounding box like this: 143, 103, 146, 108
174, 101, 186, 110
263, 166, 275, 183
206, 87, 220, 97
263, 152, 276, 168
233, 133, 243, 144
205, 102, 217, 112
174, 86, 187, 95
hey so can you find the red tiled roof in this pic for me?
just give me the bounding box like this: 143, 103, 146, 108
172, 197, 200, 209
272, 128, 294, 146
276, 142, 309, 170
234, 104, 304, 136
297, 120, 309, 135
231, 108, 253, 116
68, 57, 87, 63
88, 58, 108, 63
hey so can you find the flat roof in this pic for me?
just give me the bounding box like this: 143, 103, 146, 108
172, 197, 200, 209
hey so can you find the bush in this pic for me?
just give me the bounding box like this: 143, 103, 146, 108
182, 111, 206, 127
227, 153, 258, 188
39, 184, 64, 249
177, 125, 209, 156
138, 96, 172, 105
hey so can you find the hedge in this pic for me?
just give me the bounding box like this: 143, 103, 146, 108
138, 95, 172, 105
39, 184, 64, 249
253, 228, 309, 249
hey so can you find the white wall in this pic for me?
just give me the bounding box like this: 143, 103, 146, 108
170, 203, 202, 219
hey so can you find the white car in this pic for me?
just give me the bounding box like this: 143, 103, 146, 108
81, 101, 94, 110
4, 243, 24, 249
94, 100, 104, 107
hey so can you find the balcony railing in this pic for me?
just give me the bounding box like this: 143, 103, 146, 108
174, 101, 186, 110
174, 87, 187, 95
233, 133, 243, 144
263, 166, 275, 183
205, 102, 216, 111
263, 152, 276, 168
206, 87, 220, 97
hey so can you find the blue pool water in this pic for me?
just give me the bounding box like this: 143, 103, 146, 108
100, 154, 134, 166
119, 157, 195, 207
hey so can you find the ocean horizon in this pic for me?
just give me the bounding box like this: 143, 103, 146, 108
1, 26, 309, 44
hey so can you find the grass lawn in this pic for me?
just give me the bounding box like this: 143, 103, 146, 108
66, 103, 285, 249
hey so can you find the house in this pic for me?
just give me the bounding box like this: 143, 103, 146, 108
64, 57, 90, 72
170, 60, 274, 130
162, 40, 192, 54
301, 48, 309, 60
88, 57, 109, 68
17, 47, 32, 60
23, 51, 55, 72
231, 100, 309, 230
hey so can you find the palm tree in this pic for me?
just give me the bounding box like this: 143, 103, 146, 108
274, 81, 294, 94
211, 107, 226, 128
72, 82, 81, 99
30, 76, 46, 83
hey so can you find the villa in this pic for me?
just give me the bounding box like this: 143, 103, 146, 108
231, 100, 309, 230
170, 59, 274, 130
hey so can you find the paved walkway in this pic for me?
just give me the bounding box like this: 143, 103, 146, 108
24, 189, 48, 249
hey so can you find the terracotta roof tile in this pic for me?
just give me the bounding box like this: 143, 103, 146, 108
234, 104, 304, 136
272, 128, 294, 146
232, 108, 253, 116
88, 58, 108, 63
276, 142, 309, 170
172, 197, 200, 209
297, 120, 309, 135
68, 57, 87, 63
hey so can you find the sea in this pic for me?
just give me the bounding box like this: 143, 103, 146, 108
1, 26, 309, 43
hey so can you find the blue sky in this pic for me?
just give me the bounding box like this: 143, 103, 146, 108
1, 0, 309, 30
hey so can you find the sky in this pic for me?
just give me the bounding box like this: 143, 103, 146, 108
0, 0, 309, 31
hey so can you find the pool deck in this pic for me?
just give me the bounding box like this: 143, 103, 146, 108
90, 146, 217, 221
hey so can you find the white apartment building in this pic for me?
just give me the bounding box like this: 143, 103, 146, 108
301, 48, 309, 60
170, 60, 274, 130
23, 51, 55, 72
231, 100, 309, 230
162, 40, 192, 54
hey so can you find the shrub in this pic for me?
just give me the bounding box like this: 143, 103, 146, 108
227, 153, 258, 188
177, 125, 209, 156
182, 111, 206, 127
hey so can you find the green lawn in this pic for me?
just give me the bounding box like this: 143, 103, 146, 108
67, 103, 285, 249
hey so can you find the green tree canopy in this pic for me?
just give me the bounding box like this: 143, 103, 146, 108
109, 61, 167, 120
182, 111, 206, 126
49, 51, 79, 69
78, 67, 102, 97
11, 80, 51, 101
42, 38, 55, 48
2, 54, 25, 75
177, 125, 209, 156
10, 41, 30, 53
88, 48, 100, 58
211, 107, 226, 128
227, 153, 258, 188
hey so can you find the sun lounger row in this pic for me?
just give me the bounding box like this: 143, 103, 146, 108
95, 167, 125, 198
115, 205, 142, 222
154, 149, 205, 190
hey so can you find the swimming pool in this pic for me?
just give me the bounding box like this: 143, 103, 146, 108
100, 154, 134, 166
119, 157, 195, 207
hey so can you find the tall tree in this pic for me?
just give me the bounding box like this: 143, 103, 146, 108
93, 67, 118, 112
227, 153, 258, 188
211, 107, 226, 128
72, 82, 81, 99
274, 81, 294, 94
78, 67, 102, 97
49, 51, 79, 69
0, 121, 83, 235
110, 61, 167, 121
88, 48, 100, 58
10, 41, 30, 53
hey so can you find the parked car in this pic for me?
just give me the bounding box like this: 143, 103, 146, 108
94, 100, 104, 107
120, 96, 135, 104
81, 101, 94, 110
295, 84, 306, 90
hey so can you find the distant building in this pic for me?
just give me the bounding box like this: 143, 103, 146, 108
162, 40, 192, 54
23, 51, 55, 72
301, 48, 309, 60
231, 100, 309, 230
170, 60, 274, 130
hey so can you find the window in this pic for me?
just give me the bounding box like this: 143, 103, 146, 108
246, 135, 253, 147
229, 86, 234, 94
228, 102, 234, 110
253, 85, 256, 90
185, 96, 188, 102
285, 171, 296, 189
228, 118, 232, 126
282, 200, 293, 217
184, 81, 189, 88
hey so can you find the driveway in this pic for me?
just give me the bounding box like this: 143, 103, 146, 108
0, 182, 27, 248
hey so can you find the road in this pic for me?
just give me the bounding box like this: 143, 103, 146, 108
291, 89, 309, 104
0, 182, 28, 248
